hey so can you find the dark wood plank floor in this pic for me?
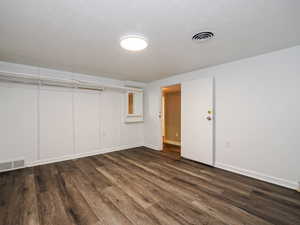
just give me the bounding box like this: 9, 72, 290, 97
1, 147, 299, 225
162, 143, 181, 160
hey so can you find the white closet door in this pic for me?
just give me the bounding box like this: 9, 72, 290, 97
39, 87, 74, 160
101, 90, 121, 148
181, 77, 214, 166
74, 90, 101, 154
0, 83, 37, 163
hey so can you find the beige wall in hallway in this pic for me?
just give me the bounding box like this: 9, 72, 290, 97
164, 91, 181, 143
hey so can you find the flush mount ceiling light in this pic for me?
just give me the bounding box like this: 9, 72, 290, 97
120, 35, 148, 51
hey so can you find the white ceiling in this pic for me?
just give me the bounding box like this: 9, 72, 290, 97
0, 0, 300, 82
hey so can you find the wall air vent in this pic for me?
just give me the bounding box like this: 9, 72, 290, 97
0, 162, 12, 171
192, 31, 214, 42
0, 159, 25, 172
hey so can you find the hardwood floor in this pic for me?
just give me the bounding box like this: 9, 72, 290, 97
0, 147, 299, 225
162, 143, 181, 160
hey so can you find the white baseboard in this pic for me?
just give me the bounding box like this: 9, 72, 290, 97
215, 162, 298, 190
27, 143, 143, 167
144, 143, 161, 151
10, 144, 297, 191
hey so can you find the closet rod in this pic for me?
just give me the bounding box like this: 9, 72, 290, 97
0, 71, 104, 91
0, 71, 143, 92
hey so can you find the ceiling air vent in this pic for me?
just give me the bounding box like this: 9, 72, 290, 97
192, 32, 214, 42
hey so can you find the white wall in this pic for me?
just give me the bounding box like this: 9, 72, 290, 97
144, 45, 300, 189
1, 45, 299, 190
0, 62, 144, 166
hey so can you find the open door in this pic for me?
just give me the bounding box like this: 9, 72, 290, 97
161, 84, 181, 160
181, 77, 214, 166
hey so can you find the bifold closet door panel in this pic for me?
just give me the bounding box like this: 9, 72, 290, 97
0, 83, 37, 163
74, 90, 101, 154
101, 90, 121, 149
39, 87, 74, 160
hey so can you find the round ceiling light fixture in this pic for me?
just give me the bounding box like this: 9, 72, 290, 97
120, 35, 148, 51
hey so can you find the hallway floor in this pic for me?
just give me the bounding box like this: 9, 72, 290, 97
162, 142, 181, 160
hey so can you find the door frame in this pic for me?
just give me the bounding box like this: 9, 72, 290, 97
212, 77, 216, 166
160, 83, 181, 151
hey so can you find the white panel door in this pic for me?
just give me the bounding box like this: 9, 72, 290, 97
181, 77, 214, 165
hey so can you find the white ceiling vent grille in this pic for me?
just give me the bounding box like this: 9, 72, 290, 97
192, 32, 214, 42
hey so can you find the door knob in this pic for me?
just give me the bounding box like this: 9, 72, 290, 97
206, 116, 212, 121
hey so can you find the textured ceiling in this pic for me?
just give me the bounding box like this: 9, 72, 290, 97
0, 0, 300, 82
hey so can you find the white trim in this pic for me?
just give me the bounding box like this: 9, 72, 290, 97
98, 91, 102, 150
0, 166, 25, 173
215, 162, 298, 190
26, 144, 143, 167
72, 87, 76, 155
144, 144, 161, 151
0, 70, 143, 92
36, 81, 41, 160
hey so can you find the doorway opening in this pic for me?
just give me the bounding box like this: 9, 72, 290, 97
161, 84, 181, 160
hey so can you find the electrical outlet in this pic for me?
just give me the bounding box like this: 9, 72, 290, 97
225, 141, 231, 148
